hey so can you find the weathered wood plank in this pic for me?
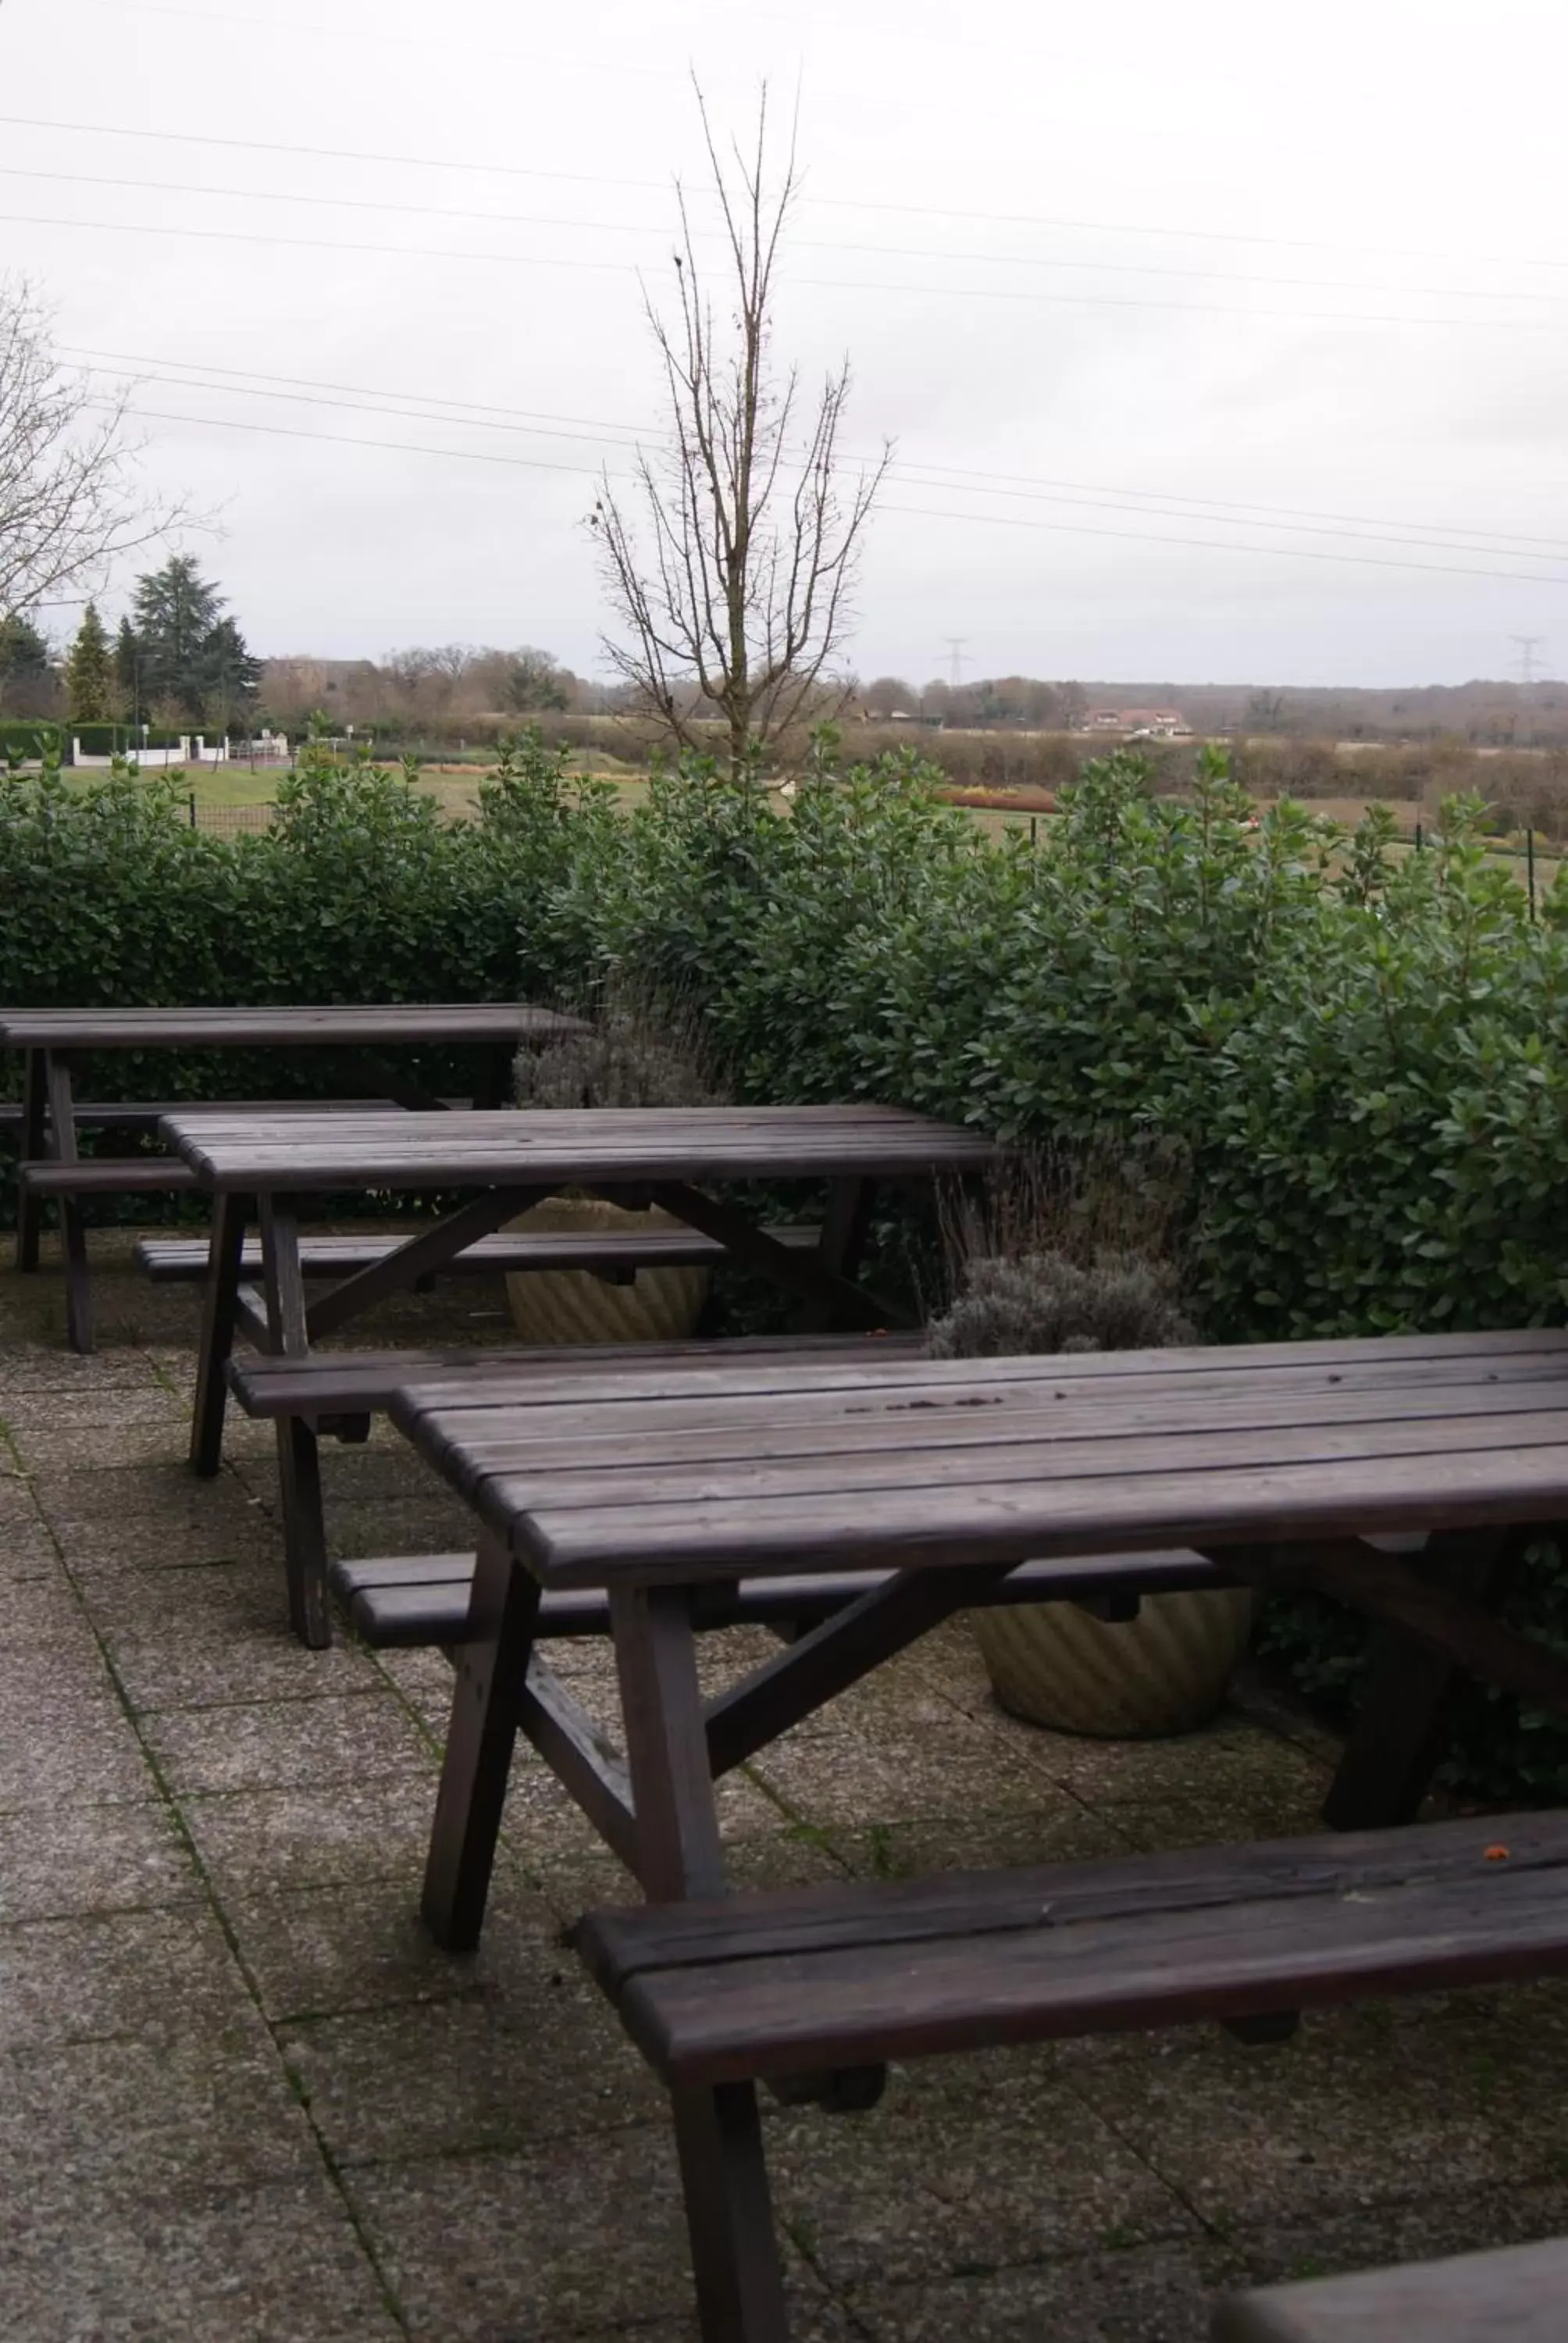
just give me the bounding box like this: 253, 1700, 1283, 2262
160, 1104, 1000, 1192
191, 1192, 249, 1475
331, 1549, 1231, 1651
515, 1655, 640, 1871
702, 1561, 1021, 1778
390, 1327, 1568, 1433
404, 1376, 1568, 1497
0, 1004, 583, 1048
1212, 2235, 1568, 2343
18, 1158, 203, 1193
496, 1442, 1568, 1585
611, 1585, 728, 1901
138, 1223, 824, 1283
579, 1810, 1568, 1978
301, 1186, 549, 1342
230, 1329, 926, 1419
421, 1529, 544, 1952
590, 1834, 1568, 2083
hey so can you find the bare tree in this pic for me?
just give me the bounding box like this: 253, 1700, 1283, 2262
0, 277, 184, 624
591, 88, 890, 777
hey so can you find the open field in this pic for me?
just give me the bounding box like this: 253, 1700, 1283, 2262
50, 761, 1556, 895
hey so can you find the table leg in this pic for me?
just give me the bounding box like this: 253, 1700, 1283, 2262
474, 1041, 513, 1110
191, 1192, 248, 1475
14, 1047, 47, 1271
798, 1175, 876, 1335
44, 1052, 94, 1353
611, 1584, 727, 1900
673, 2085, 790, 2343
608, 1586, 789, 2343
259, 1196, 333, 1648
1322, 1526, 1520, 1831
422, 1530, 543, 1950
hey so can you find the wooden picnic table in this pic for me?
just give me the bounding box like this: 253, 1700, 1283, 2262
389, 1322, 1568, 1924
384, 1325, 1568, 2339
163, 1100, 998, 1639
2, 1001, 581, 1350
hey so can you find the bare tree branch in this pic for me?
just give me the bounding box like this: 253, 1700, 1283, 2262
590, 84, 891, 777
0, 276, 190, 625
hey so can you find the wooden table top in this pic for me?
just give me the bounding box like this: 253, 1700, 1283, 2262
159, 1102, 1000, 1193
390, 1325, 1568, 1588
0, 1004, 580, 1050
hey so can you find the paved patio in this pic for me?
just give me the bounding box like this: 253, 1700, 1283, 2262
3, 1234, 1568, 2341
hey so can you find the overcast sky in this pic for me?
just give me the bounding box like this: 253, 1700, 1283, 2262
2, 0, 1566, 688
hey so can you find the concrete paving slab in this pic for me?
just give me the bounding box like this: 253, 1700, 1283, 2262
142, 1690, 434, 1795
0, 1905, 256, 2049
1083, 2007, 1568, 2231
280, 1957, 664, 2165
105, 1624, 383, 1712
0, 2174, 402, 2343
768, 2070, 1198, 2288
745, 1715, 1076, 1829
0, 2027, 319, 2209
346, 2130, 846, 2338
0, 1796, 199, 1921
0, 1674, 152, 1808
28, 1460, 264, 1529
0, 1574, 102, 1651
228, 1863, 562, 2024
180, 1777, 442, 1900
847, 2238, 1237, 2342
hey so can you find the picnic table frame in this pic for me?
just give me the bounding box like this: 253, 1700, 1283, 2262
389, 1325, 1568, 1938
387, 1327, 1568, 2343
2, 1003, 580, 1350
162, 1102, 999, 1642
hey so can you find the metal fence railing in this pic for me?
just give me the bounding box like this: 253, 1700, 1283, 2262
187, 798, 276, 834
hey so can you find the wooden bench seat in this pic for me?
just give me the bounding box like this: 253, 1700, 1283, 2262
19, 1158, 202, 1195
330, 1545, 1229, 1648
1, 1096, 434, 1136
226, 1326, 923, 1423
576, 1811, 1568, 2338
576, 1810, 1568, 2088
1212, 2233, 1568, 2340
137, 1222, 822, 1285
229, 1330, 927, 1646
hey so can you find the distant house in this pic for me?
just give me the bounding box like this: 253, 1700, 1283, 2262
1086, 708, 1193, 740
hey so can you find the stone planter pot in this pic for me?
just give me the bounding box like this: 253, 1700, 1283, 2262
971, 1585, 1255, 1739
504, 1194, 709, 1346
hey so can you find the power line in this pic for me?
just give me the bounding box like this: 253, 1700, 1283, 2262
91, 398, 615, 481
5, 112, 1568, 280
878, 497, 1568, 587
62, 344, 1568, 565
6, 163, 1567, 308
60, 346, 1568, 569
68, 0, 668, 75
96, 396, 1568, 587
9, 207, 1565, 332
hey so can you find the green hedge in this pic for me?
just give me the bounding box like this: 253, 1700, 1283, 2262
0, 738, 616, 1161
72, 725, 141, 758
5, 735, 1568, 1794
0, 721, 62, 763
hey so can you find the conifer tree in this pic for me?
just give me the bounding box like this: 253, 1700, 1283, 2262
64, 601, 112, 723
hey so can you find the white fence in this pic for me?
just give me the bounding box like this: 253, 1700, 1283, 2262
70, 729, 291, 769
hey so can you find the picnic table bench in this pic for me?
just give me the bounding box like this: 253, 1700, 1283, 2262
387, 1325, 1568, 2342
2, 1003, 582, 1350
162, 1100, 998, 1644
1212, 2231, 1568, 2339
